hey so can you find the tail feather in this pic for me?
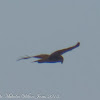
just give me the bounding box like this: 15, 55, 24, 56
31, 60, 38, 63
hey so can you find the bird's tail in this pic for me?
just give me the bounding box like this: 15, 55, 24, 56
32, 60, 38, 62
31, 59, 45, 63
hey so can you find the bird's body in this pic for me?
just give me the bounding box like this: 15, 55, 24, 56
34, 55, 63, 63
18, 42, 80, 64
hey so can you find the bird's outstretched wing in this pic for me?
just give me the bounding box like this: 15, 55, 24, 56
33, 54, 49, 58
50, 42, 80, 56
17, 54, 49, 61
17, 56, 33, 61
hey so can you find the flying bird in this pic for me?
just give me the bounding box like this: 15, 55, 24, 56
18, 42, 80, 64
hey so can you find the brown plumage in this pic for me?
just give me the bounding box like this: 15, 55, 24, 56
18, 42, 80, 64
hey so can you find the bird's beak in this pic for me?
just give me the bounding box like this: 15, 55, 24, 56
61, 61, 63, 64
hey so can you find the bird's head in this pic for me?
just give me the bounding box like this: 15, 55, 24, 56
59, 56, 64, 64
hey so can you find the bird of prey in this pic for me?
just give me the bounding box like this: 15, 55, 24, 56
18, 42, 80, 64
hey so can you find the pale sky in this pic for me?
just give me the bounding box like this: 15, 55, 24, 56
0, 0, 100, 100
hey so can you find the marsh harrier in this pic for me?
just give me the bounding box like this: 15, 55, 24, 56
18, 42, 80, 64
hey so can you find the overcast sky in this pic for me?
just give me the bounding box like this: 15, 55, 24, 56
0, 0, 100, 100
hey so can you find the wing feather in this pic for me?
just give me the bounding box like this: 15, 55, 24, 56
50, 42, 80, 56
17, 54, 49, 61
33, 54, 49, 58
